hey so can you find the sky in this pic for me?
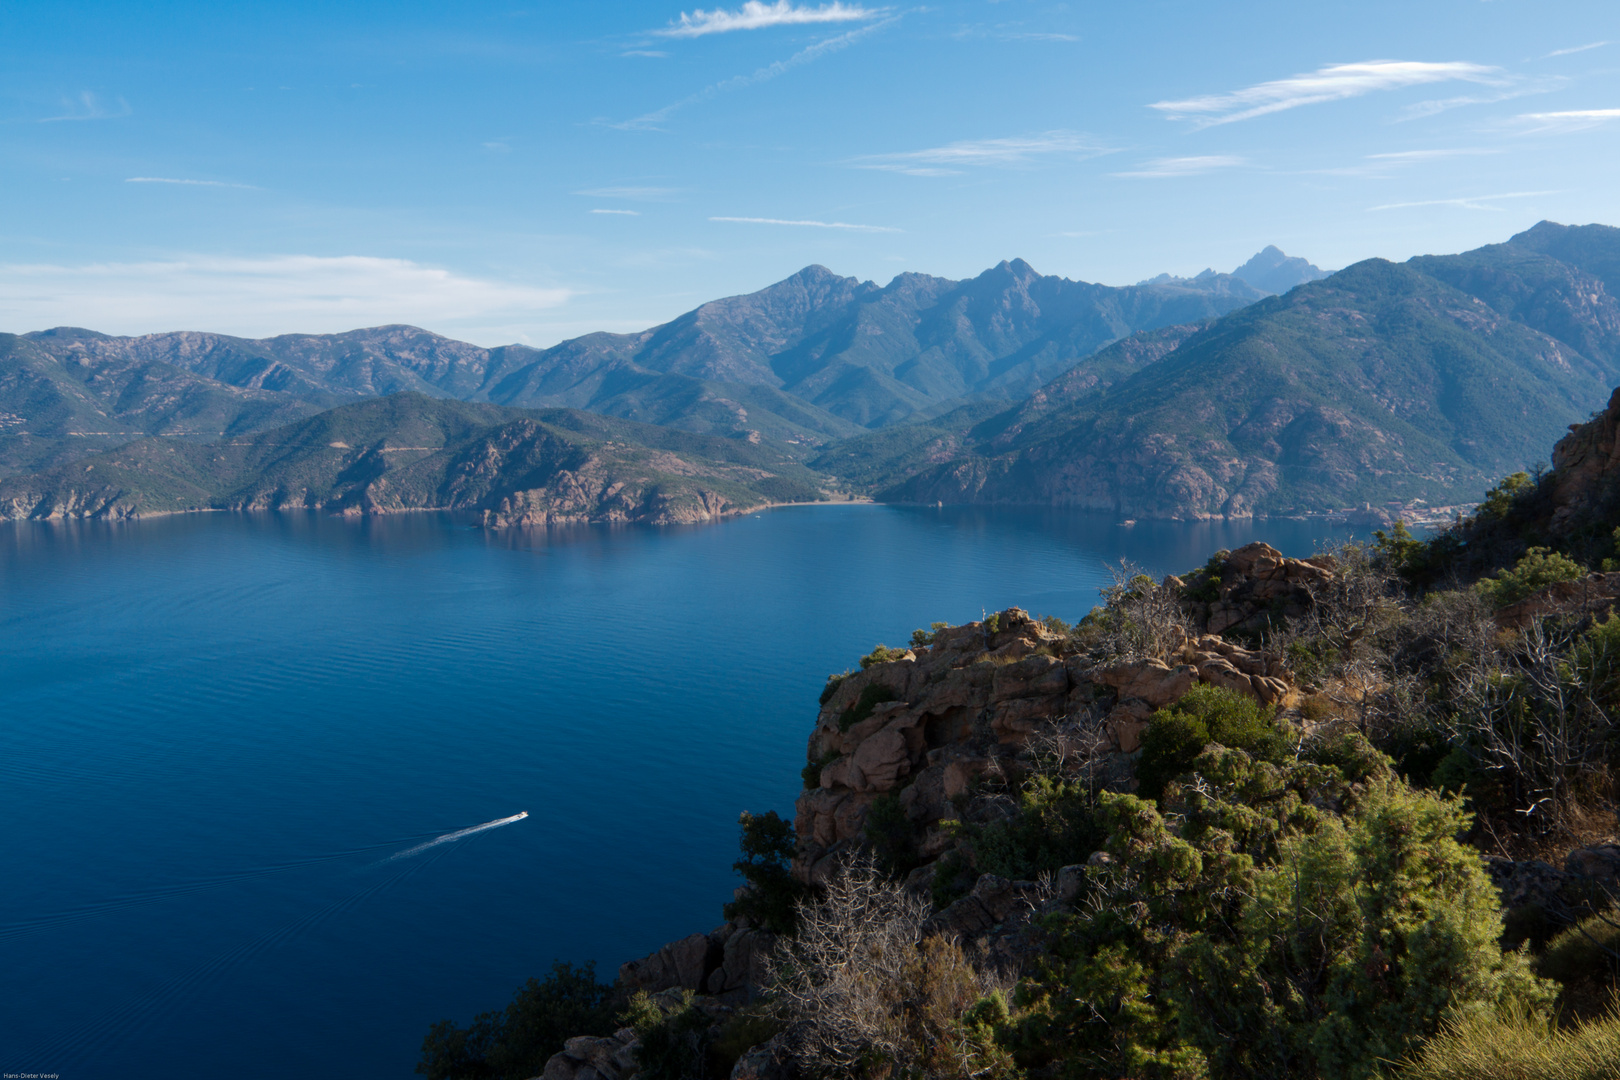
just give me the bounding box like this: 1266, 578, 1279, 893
2, 0, 1618, 346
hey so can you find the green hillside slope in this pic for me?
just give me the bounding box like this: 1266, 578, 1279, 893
0, 393, 829, 526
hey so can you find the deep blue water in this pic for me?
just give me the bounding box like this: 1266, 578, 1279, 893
0, 505, 1356, 1079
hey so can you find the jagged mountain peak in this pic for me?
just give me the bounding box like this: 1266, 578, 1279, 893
1230, 245, 1329, 296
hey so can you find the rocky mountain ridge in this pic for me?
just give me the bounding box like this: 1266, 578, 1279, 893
868, 222, 1620, 520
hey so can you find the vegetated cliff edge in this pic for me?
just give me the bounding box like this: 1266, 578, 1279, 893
455, 518, 1620, 1080
0, 393, 830, 527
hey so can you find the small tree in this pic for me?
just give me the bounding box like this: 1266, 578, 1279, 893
723, 811, 811, 935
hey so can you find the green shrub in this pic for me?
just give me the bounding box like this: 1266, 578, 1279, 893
417, 961, 618, 1080
801, 750, 839, 789
860, 643, 909, 668
818, 671, 852, 706
838, 683, 898, 731
962, 774, 1107, 883
722, 811, 810, 935
1004, 762, 1554, 1080
1182, 551, 1230, 603
1374, 519, 1427, 573
911, 621, 950, 649
1476, 546, 1585, 608
622, 990, 713, 1080
1037, 614, 1073, 637
1136, 684, 1290, 801
1537, 909, 1620, 996
1478, 471, 1536, 521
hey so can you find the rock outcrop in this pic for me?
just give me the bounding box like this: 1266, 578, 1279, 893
619, 920, 777, 1003
793, 601, 1303, 885
1177, 541, 1338, 636
1546, 385, 1620, 534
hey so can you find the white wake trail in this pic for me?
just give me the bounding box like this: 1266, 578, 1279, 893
387, 812, 529, 861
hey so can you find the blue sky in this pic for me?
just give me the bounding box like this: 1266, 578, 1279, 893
3, 0, 1617, 345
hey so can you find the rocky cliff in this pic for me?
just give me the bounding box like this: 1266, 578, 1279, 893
523, 538, 1620, 1080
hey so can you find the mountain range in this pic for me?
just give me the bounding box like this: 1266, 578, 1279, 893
4, 225, 1617, 524
7, 261, 1268, 467
876, 223, 1620, 518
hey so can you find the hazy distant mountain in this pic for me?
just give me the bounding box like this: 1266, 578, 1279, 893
1230, 245, 1331, 295
868, 222, 1620, 518
16, 261, 1265, 458
0, 394, 827, 525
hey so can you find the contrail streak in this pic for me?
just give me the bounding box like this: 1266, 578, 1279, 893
387, 812, 529, 861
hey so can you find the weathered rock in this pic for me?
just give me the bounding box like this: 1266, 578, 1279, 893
1188, 542, 1335, 635
1485, 856, 1573, 913
730, 1033, 798, 1080
1565, 843, 1620, 885
706, 927, 777, 997
619, 931, 720, 993
1093, 658, 1196, 708
540, 1031, 640, 1080
924, 874, 1045, 940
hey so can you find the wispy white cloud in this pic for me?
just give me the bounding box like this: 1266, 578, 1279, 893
710, 216, 900, 232
1538, 41, 1609, 60
0, 255, 570, 344
613, 18, 895, 130
950, 24, 1079, 43
1512, 108, 1620, 133
654, 1, 881, 38
1365, 148, 1499, 161
1113, 155, 1247, 178
622, 50, 669, 57
1368, 190, 1558, 212
572, 186, 681, 201
590, 208, 641, 215
1151, 60, 1501, 126
852, 131, 1112, 176
40, 91, 131, 123
1397, 80, 1562, 121
125, 177, 260, 189
1306, 147, 1500, 177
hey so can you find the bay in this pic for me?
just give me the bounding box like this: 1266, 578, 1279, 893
0, 505, 1355, 1079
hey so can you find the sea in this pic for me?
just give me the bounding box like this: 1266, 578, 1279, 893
0, 505, 1357, 1079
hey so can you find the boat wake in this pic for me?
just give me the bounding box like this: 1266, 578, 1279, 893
386, 811, 529, 861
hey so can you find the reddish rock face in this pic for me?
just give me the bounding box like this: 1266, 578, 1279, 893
790, 604, 1304, 883
1548, 385, 1620, 533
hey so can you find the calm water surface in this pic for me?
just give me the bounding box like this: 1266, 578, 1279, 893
0, 505, 1355, 1079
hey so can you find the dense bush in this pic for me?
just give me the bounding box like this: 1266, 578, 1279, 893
1003, 750, 1553, 1080
860, 644, 910, 668
416, 961, 618, 1080
1476, 547, 1585, 609
1135, 684, 1292, 801
722, 811, 811, 935
958, 773, 1107, 884
838, 683, 897, 731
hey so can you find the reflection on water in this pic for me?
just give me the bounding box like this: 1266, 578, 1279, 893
0, 506, 1354, 1080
